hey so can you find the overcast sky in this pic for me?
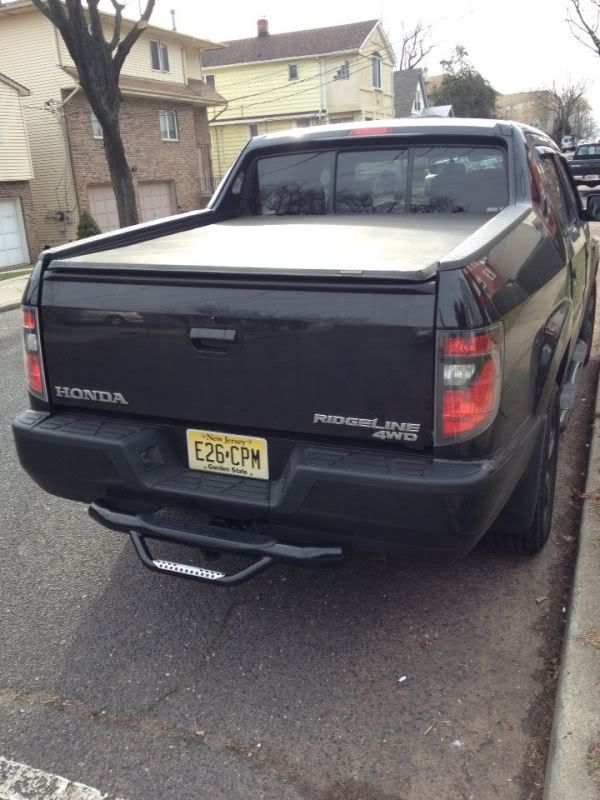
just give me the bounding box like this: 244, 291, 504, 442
138, 0, 600, 122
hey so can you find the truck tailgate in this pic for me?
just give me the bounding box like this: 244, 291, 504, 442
41, 273, 436, 450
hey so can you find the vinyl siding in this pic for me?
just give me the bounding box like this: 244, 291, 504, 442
209, 59, 322, 121
0, 10, 78, 245
357, 28, 394, 119
184, 47, 204, 80
58, 27, 186, 84
323, 54, 361, 114
0, 82, 33, 181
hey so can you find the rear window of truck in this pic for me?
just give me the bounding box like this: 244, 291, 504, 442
255, 145, 508, 216
575, 144, 600, 157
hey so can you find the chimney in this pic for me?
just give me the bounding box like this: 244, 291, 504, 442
257, 17, 269, 37
170, 9, 176, 31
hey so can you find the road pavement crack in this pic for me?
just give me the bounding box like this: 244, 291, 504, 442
0, 685, 307, 792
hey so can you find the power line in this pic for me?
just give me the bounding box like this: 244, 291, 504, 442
21, 49, 392, 128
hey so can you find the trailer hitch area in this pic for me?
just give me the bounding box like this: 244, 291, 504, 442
89, 500, 343, 586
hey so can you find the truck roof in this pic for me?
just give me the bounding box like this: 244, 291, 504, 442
246, 116, 554, 150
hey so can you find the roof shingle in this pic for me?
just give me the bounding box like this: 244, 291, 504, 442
61, 65, 226, 106
393, 69, 424, 117
203, 19, 378, 68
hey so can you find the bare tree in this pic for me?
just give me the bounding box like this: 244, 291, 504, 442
567, 0, 600, 55
31, 0, 156, 228
398, 22, 434, 70
537, 80, 588, 141
571, 97, 599, 140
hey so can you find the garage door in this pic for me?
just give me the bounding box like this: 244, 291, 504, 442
0, 198, 29, 268
139, 181, 175, 221
88, 185, 119, 233
88, 182, 175, 233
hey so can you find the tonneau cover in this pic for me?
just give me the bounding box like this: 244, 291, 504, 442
52, 214, 493, 280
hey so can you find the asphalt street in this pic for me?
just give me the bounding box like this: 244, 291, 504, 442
0, 300, 598, 800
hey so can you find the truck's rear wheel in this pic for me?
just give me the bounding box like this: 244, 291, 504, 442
490, 388, 559, 555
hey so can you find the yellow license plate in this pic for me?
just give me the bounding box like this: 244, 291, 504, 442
186, 429, 269, 480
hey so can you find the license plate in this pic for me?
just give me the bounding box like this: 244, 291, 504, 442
186, 429, 269, 480
583, 174, 600, 180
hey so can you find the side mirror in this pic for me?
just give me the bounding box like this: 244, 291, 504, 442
587, 194, 600, 222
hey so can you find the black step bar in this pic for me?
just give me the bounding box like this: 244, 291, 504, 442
89, 500, 343, 586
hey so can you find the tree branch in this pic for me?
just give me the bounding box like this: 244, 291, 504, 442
108, 0, 125, 50
113, 0, 156, 75
86, 0, 107, 46
567, 0, 600, 55
30, 0, 68, 32
398, 21, 433, 70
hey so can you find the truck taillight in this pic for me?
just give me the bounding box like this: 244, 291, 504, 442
22, 306, 47, 400
435, 323, 503, 445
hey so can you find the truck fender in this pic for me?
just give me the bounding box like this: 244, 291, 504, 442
532, 299, 570, 415
492, 414, 547, 533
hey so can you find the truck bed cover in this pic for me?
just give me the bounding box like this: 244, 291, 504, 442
51, 214, 497, 280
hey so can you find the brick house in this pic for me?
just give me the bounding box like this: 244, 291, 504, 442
0, 0, 226, 243
62, 68, 223, 231
0, 71, 38, 266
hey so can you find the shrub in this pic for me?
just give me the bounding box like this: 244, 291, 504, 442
77, 211, 101, 239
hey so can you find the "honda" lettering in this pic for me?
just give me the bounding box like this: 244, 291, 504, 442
54, 386, 128, 405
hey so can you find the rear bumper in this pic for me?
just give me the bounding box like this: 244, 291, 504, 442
569, 169, 600, 182
13, 409, 543, 557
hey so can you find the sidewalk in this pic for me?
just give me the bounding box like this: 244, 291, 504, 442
544, 370, 600, 798
0, 275, 29, 313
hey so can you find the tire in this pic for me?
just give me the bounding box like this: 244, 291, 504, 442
490, 387, 560, 555
580, 281, 597, 365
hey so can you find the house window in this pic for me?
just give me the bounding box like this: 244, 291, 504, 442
90, 111, 103, 139
205, 74, 215, 89
159, 110, 179, 141
249, 123, 259, 138
288, 64, 298, 80
335, 61, 350, 80
371, 52, 382, 89
150, 40, 170, 72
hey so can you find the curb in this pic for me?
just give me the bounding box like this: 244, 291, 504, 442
0, 302, 21, 314
544, 370, 600, 799
0, 274, 29, 314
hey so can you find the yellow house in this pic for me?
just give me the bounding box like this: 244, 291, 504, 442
203, 18, 396, 182
0, 71, 37, 266
0, 0, 224, 246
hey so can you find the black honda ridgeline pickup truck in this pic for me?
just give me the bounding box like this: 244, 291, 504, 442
13, 118, 600, 585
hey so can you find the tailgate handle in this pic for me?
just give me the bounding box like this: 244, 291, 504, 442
190, 327, 237, 350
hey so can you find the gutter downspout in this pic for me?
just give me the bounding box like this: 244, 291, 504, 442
318, 57, 327, 124
209, 100, 229, 182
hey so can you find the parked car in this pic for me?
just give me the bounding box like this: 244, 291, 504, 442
569, 142, 600, 186
12, 118, 599, 586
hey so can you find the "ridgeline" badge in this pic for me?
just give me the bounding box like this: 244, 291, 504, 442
313, 413, 420, 441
